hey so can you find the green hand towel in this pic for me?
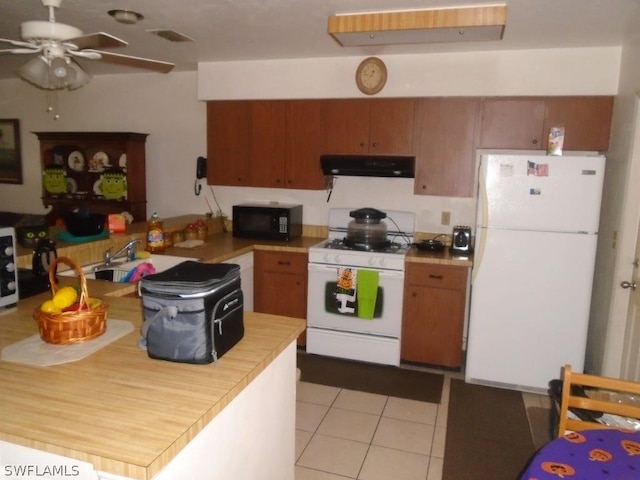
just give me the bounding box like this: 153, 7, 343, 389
357, 269, 379, 319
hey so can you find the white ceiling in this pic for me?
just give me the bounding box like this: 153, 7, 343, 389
0, 0, 639, 80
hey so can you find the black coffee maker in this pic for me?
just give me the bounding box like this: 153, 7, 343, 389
451, 225, 473, 254
17, 238, 57, 299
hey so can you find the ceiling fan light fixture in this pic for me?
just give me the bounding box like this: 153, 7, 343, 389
108, 9, 144, 25
328, 4, 507, 47
17, 55, 50, 89
65, 59, 91, 90
16, 54, 90, 91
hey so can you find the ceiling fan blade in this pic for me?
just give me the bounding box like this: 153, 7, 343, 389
68, 50, 102, 60
65, 32, 128, 50
0, 37, 40, 50
0, 48, 40, 55
86, 50, 174, 73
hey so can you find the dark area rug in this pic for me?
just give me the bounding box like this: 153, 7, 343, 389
443, 380, 536, 480
296, 352, 444, 403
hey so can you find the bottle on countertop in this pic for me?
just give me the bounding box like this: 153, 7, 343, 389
146, 212, 165, 253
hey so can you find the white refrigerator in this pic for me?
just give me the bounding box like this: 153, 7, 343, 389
465, 151, 605, 393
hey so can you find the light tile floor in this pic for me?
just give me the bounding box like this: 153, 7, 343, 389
295, 371, 550, 480
295, 371, 454, 480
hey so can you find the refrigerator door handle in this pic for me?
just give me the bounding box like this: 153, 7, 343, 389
472, 162, 489, 283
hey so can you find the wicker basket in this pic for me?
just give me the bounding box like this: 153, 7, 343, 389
33, 256, 109, 345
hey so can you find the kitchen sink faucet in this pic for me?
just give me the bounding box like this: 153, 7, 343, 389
104, 239, 141, 266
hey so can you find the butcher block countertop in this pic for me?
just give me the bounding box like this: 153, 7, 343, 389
0, 294, 305, 480
405, 247, 473, 267
15, 214, 471, 269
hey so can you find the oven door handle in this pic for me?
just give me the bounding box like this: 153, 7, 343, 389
307, 263, 404, 278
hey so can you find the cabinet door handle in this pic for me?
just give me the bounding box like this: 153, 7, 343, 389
360, 142, 366, 148
429, 274, 444, 280
371, 142, 378, 148
277, 260, 291, 266
532, 139, 538, 145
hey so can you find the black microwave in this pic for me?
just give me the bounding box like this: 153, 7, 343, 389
232, 203, 303, 241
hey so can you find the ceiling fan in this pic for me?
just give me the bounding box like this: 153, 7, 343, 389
0, 0, 174, 91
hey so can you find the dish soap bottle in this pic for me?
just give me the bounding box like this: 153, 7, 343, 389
146, 212, 165, 253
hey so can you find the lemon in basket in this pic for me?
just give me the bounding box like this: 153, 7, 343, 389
40, 300, 62, 314
52, 286, 78, 310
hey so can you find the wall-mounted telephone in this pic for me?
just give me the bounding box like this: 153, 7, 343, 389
195, 156, 207, 195
196, 156, 207, 179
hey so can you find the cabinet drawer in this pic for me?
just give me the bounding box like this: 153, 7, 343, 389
406, 263, 467, 289
255, 251, 307, 273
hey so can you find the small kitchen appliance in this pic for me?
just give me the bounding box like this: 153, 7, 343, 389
306, 208, 415, 366
0, 227, 19, 307
451, 225, 473, 253
232, 203, 302, 241
17, 237, 57, 299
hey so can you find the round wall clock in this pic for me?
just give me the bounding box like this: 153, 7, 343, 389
355, 57, 387, 95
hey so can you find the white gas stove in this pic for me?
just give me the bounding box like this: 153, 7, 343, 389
306, 209, 415, 366
308, 209, 414, 271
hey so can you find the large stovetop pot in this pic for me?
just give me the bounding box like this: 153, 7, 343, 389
344, 208, 390, 251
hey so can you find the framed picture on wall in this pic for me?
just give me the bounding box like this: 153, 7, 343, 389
0, 119, 22, 184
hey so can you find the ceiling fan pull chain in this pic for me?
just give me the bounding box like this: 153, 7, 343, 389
46, 90, 60, 120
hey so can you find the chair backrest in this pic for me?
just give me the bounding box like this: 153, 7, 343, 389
557, 364, 640, 437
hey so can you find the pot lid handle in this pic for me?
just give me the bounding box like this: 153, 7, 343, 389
349, 208, 387, 220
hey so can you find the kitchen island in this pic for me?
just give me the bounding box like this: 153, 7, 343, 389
0, 292, 305, 480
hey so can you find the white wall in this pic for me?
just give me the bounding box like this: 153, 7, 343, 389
0, 71, 207, 218
587, 37, 640, 376
0, 47, 620, 236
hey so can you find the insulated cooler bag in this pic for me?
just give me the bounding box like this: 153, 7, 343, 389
139, 261, 244, 364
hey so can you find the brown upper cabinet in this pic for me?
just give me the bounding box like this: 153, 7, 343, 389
544, 96, 613, 152
323, 98, 416, 155
480, 96, 613, 151
414, 97, 481, 197
207, 101, 250, 186
479, 98, 546, 149
207, 100, 325, 190
285, 100, 326, 190
249, 100, 287, 188
207, 96, 613, 196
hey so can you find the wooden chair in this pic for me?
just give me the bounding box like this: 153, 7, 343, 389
557, 364, 640, 437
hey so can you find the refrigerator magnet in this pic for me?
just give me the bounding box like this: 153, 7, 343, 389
529, 188, 541, 195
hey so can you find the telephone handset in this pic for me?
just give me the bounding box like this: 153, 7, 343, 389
195, 156, 207, 195
196, 156, 207, 179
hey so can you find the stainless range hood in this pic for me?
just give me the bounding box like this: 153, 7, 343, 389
320, 155, 415, 178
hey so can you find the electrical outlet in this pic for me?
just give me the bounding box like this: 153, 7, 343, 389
441, 211, 451, 226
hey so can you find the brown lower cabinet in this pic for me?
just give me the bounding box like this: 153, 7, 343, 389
401, 262, 468, 368
254, 250, 308, 346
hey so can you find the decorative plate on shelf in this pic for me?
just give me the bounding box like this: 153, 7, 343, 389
118, 153, 127, 172
66, 178, 78, 193
67, 151, 85, 171
89, 151, 110, 172
93, 179, 102, 195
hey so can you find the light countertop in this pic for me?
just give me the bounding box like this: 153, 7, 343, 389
0, 293, 304, 479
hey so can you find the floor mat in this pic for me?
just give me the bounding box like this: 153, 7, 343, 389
443, 379, 536, 480
297, 352, 444, 403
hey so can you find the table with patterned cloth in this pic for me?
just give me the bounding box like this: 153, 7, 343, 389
519, 428, 640, 479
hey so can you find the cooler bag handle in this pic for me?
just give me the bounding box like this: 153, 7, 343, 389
138, 305, 179, 350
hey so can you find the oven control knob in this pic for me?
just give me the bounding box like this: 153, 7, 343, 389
368, 257, 376, 266
323, 253, 330, 262
335, 254, 341, 264
380, 258, 386, 268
